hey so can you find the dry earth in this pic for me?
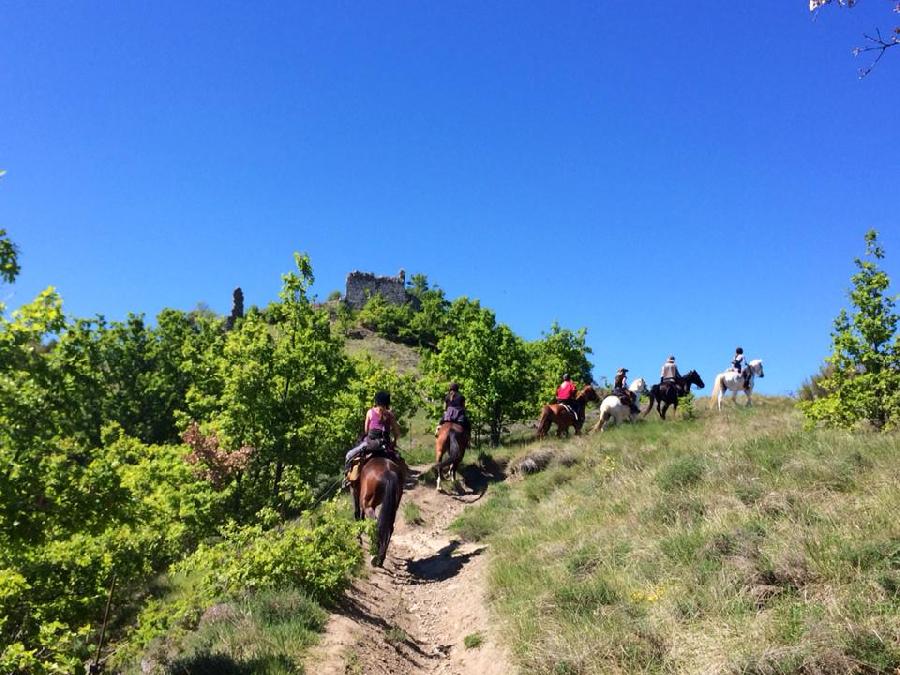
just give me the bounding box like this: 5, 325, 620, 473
305, 465, 514, 675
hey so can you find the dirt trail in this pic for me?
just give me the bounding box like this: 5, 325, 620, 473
305, 465, 513, 675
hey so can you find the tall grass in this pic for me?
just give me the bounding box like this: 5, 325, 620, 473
454, 399, 900, 674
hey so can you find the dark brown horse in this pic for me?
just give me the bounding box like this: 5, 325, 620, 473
536, 385, 600, 438
352, 457, 404, 567
434, 422, 469, 492
643, 369, 705, 420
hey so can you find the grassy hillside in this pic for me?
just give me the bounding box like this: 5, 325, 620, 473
454, 398, 900, 674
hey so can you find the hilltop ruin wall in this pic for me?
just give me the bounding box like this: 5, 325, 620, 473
345, 269, 414, 309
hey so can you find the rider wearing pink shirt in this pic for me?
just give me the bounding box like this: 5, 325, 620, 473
556, 374, 577, 402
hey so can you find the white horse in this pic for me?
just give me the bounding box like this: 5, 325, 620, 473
590, 378, 648, 432
710, 359, 765, 410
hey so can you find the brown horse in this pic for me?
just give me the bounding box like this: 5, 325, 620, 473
434, 422, 469, 492
352, 457, 404, 567
536, 385, 600, 439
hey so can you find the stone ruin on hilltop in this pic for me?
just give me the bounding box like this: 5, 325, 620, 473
344, 269, 416, 309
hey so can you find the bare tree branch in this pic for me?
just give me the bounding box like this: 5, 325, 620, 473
810, 0, 900, 76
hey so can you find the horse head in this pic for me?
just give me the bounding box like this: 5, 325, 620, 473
686, 369, 705, 389
750, 359, 764, 378
578, 384, 600, 403
629, 377, 649, 396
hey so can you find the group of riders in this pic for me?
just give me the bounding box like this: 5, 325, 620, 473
343, 348, 753, 488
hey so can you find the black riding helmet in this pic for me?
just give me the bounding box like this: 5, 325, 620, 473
374, 390, 391, 407
735, 347, 744, 354
449, 382, 459, 392
562, 373, 571, 381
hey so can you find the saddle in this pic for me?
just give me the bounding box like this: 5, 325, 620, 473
346, 444, 405, 483
560, 402, 580, 421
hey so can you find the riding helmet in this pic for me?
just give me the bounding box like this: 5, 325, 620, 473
374, 390, 391, 407
736, 347, 743, 354
562, 373, 571, 381
667, 355, 675, 362
449, 382, 459, 392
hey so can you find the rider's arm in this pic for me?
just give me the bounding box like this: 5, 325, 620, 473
363, 409, 373, 434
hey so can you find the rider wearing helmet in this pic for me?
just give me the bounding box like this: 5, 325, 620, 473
732, 347, 750, 389
344, 390, 404, 487
660, 356, 681, 384
556, 373, 580, 421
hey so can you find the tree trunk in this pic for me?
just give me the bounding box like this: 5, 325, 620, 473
272, 461, 284, 498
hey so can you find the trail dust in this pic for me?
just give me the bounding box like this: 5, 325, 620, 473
305, 464, 513, 675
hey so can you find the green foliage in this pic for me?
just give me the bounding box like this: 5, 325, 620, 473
178, 501, 364, 604
423, 302, 536, 445
357, 293, 416, 343
186, 254, 359, 516
801, 230, 900, 430
0, 229, 20, 285
677, 392, 696, 420
528, 322, 593, 406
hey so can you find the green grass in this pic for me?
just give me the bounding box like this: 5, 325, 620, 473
385, 625, 409, 646
455, 398, 900, 674
403, 501, 424, 525
140, 588, 326, 674
464, 632, 485, 649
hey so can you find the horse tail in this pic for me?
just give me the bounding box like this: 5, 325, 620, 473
437, 429, 462, 472
643, 390, 655, 416
536, 405, 552, 438
709, 374, 723, 409
374, 469, 400, 566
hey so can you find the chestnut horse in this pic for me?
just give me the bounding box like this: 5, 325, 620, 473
536, 385, 600, 438
435, 423, 469, 492
352, 457, 404, 567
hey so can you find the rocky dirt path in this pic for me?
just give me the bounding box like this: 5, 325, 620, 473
304, 465, 513, 675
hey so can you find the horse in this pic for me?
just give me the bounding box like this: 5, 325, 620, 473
590, 378, 648, 432
352, 457, 404, 567
434, 422, 469, 492
710, 359, 765, 410
536, 385, 601, 438
643, 369, 706, 420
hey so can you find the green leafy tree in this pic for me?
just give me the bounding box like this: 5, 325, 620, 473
528, 323, 594, 406
406, 274, 450, 348
357, 293, 416, 343
801, 230, 900, 429
0, 229, 19, 285
423, 305, 536, 446
188, 254, 356, 514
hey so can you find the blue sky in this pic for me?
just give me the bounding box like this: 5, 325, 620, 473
1, 1, 898, 395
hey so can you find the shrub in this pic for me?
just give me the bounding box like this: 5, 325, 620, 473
801, 230, 900, 430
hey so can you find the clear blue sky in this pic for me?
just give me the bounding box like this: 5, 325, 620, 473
2, 1, 898, 395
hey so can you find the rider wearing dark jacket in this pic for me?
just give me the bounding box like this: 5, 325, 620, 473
613, 367, 640, 414
440, 382, 470, 435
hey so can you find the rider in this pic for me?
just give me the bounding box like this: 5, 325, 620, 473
344, 390, 404, 486
660, 356, 682, 390
556, 373, 580, 421
613, 367, 640, 415
732, 347, 750, 389
439, 382, 471, 436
